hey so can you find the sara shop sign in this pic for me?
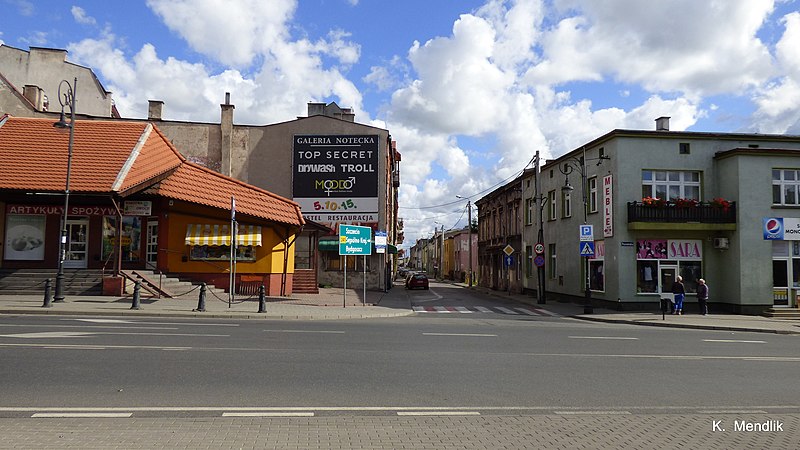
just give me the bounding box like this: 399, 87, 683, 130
636, 239, 702, 260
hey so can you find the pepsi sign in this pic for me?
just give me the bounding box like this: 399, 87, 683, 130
763, 218, 783, 240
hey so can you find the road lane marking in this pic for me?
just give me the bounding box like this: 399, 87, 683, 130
73, 319, 135, 323
475, 306, 493, 313
0, 324, 179, 330
397, 411, 481, 416
0, 332, 93, 339
422, 333, 497, 337
554, 411, 631, 415
62, 319, 240, 327
495, 307, 518, 315
699, 410, 769, 414
32, 412, 133, 418
454, 307, 472, 313
222, 412, 314, 417
703, 339, 766, 344
569, 336, 639, 340
433, 306, 449, 313
264, 330, 345, 334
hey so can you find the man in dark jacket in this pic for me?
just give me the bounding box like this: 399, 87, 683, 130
697, 278, 709, 315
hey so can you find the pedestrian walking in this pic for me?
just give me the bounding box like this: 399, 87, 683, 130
697, 278, 709, 315
672, 275, 686, 315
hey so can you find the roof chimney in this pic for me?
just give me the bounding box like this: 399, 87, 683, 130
148, 100, 164, 120
22, 85, 45, 111
655, 116, 670, 131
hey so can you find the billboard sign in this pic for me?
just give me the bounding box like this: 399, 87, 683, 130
293, 135, 379, 222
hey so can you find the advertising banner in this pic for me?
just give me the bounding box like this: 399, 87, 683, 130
293, 135, 379, 222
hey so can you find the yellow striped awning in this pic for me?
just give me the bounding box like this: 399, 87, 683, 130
185, 224, 262, 247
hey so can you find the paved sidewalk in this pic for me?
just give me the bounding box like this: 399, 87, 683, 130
455, 282, 800, 335
0, 283, 413, 320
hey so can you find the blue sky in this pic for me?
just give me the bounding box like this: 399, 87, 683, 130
3, 0, 800, 249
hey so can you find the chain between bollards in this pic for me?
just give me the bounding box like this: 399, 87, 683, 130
42, 279, 53, 308
130, 280, 141, 310
194, 283, 207, 312
257, 285, 266, 313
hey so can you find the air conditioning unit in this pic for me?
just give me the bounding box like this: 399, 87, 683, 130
713, 237, 729, 249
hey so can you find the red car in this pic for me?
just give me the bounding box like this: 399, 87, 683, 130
405, 273, 429, 290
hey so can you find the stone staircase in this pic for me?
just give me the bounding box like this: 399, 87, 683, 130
293, 269, 319, 294
0, 268, 103, 296
124, 270, 228, 299
762, 307, 800, 319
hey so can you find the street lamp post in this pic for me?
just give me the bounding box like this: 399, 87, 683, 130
559, 148, 609, 314
533, 150, 546, 304
53, 78, 77, 303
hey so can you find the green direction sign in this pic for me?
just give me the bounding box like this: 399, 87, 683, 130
339, 224, 372, 256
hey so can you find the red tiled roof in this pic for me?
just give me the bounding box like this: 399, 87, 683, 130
0, 115, 303, 227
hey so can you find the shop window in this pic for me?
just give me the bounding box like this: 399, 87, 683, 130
294, 235, 313, 270
637, 261, 658, 293
589, 260, 604, 291
326, 254, 369, 271
772, 169, 800, 205
102, 216, 142, 263
641, 170, 700, 201
189, 245, 255, 262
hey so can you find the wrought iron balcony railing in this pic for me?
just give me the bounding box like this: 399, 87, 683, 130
627, 201, 736, 223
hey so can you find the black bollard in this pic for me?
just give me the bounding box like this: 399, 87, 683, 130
131, 281, 141, 310
42, 279, 53, 308
194, 283, 207, 312
258, 285, 266, 313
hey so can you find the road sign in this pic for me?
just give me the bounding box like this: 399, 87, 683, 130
375, 230, 387, 254
534, 242, 545, 255
534, 255, 545, 267
503, 244, 514, 256
579, 225, 594, 242
579, 241, 595, 257
339, 224, 372, 255
504, 255, 514, 267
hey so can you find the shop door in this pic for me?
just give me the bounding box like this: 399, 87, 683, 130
146, 220, 158, 266
772, 259, 790, 307
659, 265, 677, 295
64, 218, 88, 269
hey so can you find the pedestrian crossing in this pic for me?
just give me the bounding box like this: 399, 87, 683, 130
412, 305, 560, 317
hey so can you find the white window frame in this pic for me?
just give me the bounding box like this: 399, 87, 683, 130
773, 169, 800, 206
562, 190, 572, 218
641, 170, 701, 201
548, 190, 557, 221
588, 177, 598, 213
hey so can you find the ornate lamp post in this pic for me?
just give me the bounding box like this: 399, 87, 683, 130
559, 148, 609, 314
52, 78, 77, 302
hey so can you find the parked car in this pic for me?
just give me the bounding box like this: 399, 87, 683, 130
405, 272, 429, 290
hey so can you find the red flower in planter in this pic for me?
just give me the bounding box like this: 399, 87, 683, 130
642, 196, 665, 207
673, 197, 699, 208
710, 197, 731, 212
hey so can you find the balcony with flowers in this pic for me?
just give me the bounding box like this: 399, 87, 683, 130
628, 197, 736, 230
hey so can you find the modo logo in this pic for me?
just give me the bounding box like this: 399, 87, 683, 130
316, 177, 355, 195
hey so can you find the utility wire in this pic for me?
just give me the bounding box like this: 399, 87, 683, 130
398, 156, 535, 211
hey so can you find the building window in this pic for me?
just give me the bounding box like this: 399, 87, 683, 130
773, 169, 800, 205
548, 191, 557, 220
526, 198, 533, 225
562, 190, 572, 218
588, 177, 598, 213
525, 245, 533, 278
679, 143, 690, 154
641, 170, 700, 201
548, 243, 557, 279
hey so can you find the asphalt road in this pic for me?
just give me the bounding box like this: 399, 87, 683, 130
1, 281, 798, 448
